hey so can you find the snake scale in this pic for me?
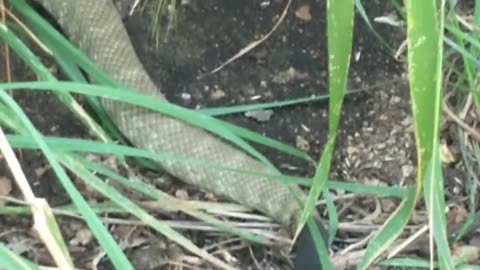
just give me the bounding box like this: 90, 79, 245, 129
32, 0, 326, 268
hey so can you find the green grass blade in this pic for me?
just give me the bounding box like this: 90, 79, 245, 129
0, 91, 134, 270
406, 0, 442, 174
423, 151, 454, 269
6, 134, 414, 202
323, 191, 338, 245
453, 128, 479, 240
354, 0, 395, 53
356, 189, 416, 269
307, 217, 332, 269
7, 134, 313, 186
0, 103, 25, 133
12, 0, 313, 171
30, 24, 123, 143
200, 88, 369, 116
0, 18, 111, 144
295, 0, 355, 268
60, 153, 235, 270
378, 257, 436, 268
6, 133, 410, 197
0, 244, 41, 270
358, 0, 454, 268
327, 180, 409, 198
12, 0, 271, 166
0, 81, 306, 168
74, 154, 269, 245
457, 266, 480, 270
203, 119, 314, 163
406, 0, 454, 268
443, 37, 480, 68
9, 0, 118, 87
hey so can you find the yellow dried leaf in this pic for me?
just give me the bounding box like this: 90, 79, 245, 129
440, 143, 455, 164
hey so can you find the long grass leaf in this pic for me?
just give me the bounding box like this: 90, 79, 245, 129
295, 0, 355, 268
0, 91, 134, 269
0, 17, 111, 143
356, 189, 416, 269
60, 153, 235, 270
0, 81, 307, 168
0, 244, 41, 270
407, 0, 454, 268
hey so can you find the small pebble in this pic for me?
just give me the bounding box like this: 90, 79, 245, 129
244, 110, 273, 122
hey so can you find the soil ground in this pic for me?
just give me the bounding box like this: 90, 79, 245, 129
0, 0, 475, 269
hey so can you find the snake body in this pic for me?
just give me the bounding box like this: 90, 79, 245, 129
32, 0, 323, 265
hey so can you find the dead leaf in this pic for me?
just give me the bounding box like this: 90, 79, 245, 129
210, 89, 226, 100
296, 135, 310, 152
71, 228, 93, 246
272, 67, 308, 84
441, 143, 455, 164
374, 12, 404, 27
295, 5, 312, 22
0, 177, 12, 196
452, 245, 480, 264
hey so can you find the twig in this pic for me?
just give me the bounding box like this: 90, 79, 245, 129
2, 7, 51, 53
199, 0, 292, 77
443, 101, 480, 142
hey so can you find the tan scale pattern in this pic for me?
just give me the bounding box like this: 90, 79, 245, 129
34, 0, 311, 231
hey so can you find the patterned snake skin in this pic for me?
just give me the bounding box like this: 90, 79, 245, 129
34, 0, 312, 232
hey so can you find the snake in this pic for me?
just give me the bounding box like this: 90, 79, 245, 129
31, 0, 326, 268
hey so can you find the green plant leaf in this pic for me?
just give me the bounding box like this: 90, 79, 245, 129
406, 0, 454, 268
0, 91, 134, 270
357, 189, 416, 269
295, 0, 355, 268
